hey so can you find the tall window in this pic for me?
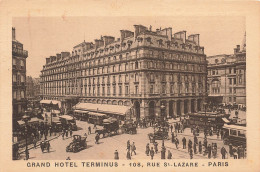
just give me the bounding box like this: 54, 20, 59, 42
107, 86, 110, 95
125, 63, 128, 71
135, 86, 139, 94
150, 74, 154, 82
170, 85, 174, 94
113, 86, 116, 95
150, 85, 154, 94
125, 86, 129, 95
119, 86, 122, 95
102, 87, 105, 95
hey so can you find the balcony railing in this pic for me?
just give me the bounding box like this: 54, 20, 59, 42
12, 48, 28, 57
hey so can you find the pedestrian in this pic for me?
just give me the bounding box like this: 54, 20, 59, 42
194, 135, 198, 145
167, 150, 172, 159
208, 144, 212, 159
238, 146, 241, 159
62, 131, 65, 140
194, 142, 197, 154
161, 146, 166, 159
46, 141, 50, 153
154, 142, 158, 154
220, 130, 224, 140
146, 143, 150, 156
182, 137, 186, 149
199, 141, 202, 154
127, 140, 130, 151
65, 129, 68, 138
188, 139, 192, 153
69, 128, 73, 137
150, 147, 155, 160
88, 126, 91, 134
33, 138, 37, 149
126, 150, 131, 160
171, 132, 175, 143
221, 147, 227, 159
170, 125, 173, 133
203, 137, 208, 148
114, 150, 119, 160
40, 141, 44, 153
49, 126, 52, 136
175, 138, 179, 149
229, 143, 233, 157
25, 149, 30, 160
95, 134, 100, 144
233, 147, 238, 159
131, 142, 136, 156
216, 130, 219, 138
189, 148, 193, 159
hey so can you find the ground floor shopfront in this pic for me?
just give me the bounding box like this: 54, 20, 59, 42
41, 95, 206, 121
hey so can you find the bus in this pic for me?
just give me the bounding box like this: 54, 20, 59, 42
222, 124, 246, 147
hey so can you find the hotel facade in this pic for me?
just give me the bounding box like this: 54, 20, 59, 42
40, 25, 207, 120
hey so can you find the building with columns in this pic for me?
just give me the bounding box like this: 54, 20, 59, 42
12, 27, 28, 120
207, 33, 246, 106
40, 25, 207, 120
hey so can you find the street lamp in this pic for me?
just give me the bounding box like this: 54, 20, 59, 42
50, 101, 53, 125
160, 104, 166, 121
203, 102, 208, 116
22, 115, 30, 160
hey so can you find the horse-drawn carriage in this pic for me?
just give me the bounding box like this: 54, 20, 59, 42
40, 140, 51, 153
121, 119, 137, 134
66, 135, 87, 153
95, 118, 119, 138
148, 127, 169, 143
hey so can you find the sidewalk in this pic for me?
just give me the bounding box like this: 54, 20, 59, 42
19, 133, 61, 154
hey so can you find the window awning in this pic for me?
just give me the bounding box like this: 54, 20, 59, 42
73, 103, 131, 116
59, 115, 74, 120
40, 100, 61, 108
29, 117, 43, 123
74, 110, 89, 114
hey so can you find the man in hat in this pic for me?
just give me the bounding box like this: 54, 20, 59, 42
167, 150, 172, 159
114, 150, 119, 160
131, 142, 136, 156
182, 137, 186, 149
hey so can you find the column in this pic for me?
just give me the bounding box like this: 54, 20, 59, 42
180, 100, 184, 116
173, 101, 177, 117
140, 101, 145, 119
188, 99, 191, 113
194, 99, 198, 112
165, 101, 169, 118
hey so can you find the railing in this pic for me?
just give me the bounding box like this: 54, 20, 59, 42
12, 48, 28, 57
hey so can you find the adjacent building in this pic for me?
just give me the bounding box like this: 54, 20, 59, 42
26, 76, 41, 100
40, 25, 207, 120
207, 33, 246, 106
12, 27, 28, 120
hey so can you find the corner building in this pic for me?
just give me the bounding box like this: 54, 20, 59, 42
40, 25, 207, 120
12, 28, 28, 120
207, 33, 246, 106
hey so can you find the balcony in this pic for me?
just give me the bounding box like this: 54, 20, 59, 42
12, 48, 28, 58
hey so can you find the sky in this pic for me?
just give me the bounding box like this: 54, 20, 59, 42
12, 16, 245, 78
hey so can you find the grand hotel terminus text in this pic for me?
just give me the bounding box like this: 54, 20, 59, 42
40, 25, 207, 120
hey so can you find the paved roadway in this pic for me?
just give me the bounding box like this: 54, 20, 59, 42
20, 120, 232, 160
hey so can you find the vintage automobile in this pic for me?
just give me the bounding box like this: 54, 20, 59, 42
121, 119, 137, 134
95, 118, 119, 138
148, 127, 169, 143
222, 124, 246, 147
66, 135, 87, 153
88, 112, 107, 125
59, 115, 77, 131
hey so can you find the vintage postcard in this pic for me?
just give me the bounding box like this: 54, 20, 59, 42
0, 0, 260, 172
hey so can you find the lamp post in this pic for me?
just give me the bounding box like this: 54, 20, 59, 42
50, 101, 53, 125
22, 115, 30, 160
203, 102, 208, 116
161, 104, 166, 121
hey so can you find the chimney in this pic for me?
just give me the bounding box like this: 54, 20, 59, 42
103, 36, 115, 46
46, 58, 50, 64
12, 27, 16, 40
61, 52, 70, 59
56, 54, 61, 61
237, 45, 240, 51
95, 39, 104, 48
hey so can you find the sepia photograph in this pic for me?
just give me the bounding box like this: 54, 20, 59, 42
11, 16, 247, 161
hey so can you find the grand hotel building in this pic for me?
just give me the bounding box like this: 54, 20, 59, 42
40, 25, 207, 120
